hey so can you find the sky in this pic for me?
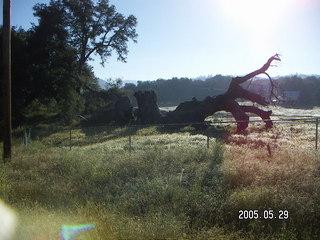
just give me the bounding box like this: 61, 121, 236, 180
1, 0, 320, 81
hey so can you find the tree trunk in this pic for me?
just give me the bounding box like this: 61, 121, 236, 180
134, 55, 280, 132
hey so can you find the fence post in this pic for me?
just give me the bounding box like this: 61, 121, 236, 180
24, 128, 32, 146
316, 118, 318, 150
267, 144, 272, 157
207, 135, 210, 149
69, 127, 72, 150
24, 129, 28, 146
28, 128, 31, 144
129, 135, 132, 152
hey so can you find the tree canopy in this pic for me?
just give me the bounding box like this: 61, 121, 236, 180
0, 0, 137, 126
33, 0, 138, 91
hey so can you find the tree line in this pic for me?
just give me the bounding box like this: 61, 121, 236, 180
123, 75, 320, 108
125, 75, 232, 106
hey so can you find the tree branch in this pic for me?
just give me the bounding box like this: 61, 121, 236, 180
232, 54, 281, 85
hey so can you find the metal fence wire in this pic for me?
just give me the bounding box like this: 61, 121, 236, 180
17, 116, 320, 152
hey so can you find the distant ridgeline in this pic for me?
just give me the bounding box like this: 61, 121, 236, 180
123, 75, 320, 108
123, 75, 232, 106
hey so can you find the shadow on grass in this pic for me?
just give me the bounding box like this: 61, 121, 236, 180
42, 122, 234, 148
66, 125, 139, 147
81, 125, 137, 137
155, 124, 231, 143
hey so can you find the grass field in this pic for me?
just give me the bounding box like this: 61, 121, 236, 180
1, 105, 320, 240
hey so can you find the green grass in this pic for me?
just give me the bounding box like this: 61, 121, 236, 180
1, 117, 320, 239
1, 138, 229, 239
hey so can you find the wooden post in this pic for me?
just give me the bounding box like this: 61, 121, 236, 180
207, 135, 210, 149
179, 168, 185, 183
24, 130, 27, 146
129, 135, 132, 152
28, 128, 31, 144
69, 127, 72, 150
316, 118, 318, 150
2, 0, 12, 161
267, 144, 272, 157
24, 128, 31, 146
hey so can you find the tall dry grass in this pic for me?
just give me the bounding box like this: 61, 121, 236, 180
0, 115, 319, 239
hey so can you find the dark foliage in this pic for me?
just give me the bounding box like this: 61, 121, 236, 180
0, 0, 137, 127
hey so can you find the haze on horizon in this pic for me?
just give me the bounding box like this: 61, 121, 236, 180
2, 0, 320, 81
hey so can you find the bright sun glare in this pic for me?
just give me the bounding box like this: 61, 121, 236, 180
218, 0, 294, 53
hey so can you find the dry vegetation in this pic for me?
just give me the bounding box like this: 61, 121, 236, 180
0, 106, 320, 239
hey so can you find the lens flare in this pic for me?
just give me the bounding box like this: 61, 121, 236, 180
60, 224, 95, 240
0, 200, 17, 240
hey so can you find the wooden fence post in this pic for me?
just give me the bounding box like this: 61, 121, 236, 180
24, 129, 28, 146
69, 127, 72, 150
267, 144, 272, 157
129, 135, 132, 152
316, 118, 318, 150
207, 135, 210, 149
28, 128, 31, 144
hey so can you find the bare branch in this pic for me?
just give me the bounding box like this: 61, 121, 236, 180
232, 54, 281, 85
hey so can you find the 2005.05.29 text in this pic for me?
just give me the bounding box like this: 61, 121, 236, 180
239, 210, 289, 220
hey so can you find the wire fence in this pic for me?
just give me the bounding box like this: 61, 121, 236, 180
18, 115, 320, 152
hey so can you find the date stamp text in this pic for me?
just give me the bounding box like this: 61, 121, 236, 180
238, 210, 289, 220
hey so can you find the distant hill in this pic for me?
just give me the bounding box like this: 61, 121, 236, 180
97, 78, 107, 89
